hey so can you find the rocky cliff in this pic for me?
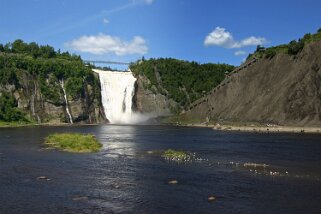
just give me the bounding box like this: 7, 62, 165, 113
0, 70, 105, 124
133, 74, 179, 117
0, 41, 106, 124
182, 41, 321, 126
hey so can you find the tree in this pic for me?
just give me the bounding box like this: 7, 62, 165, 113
4, 43, 11, 52
28, 42, 40, 58
256, 45, 265, 52
265, 48, 277, 59
40, 45, 56, 58
303, 33, 312, 42
288, 40, 304, 55
0, 92, 26, 122
12, 39, 28, 53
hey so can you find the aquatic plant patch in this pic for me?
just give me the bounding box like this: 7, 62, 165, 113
162, 149, 191, 162
44, 133, 102, 153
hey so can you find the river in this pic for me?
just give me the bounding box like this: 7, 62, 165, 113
1, 125, 321, 213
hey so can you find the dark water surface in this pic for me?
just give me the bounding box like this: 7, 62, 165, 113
1, 125, 321, 213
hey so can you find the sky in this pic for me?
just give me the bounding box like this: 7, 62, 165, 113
0, 0, 321, 68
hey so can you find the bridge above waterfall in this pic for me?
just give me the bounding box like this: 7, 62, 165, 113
84, 60, 131, 66
84, 59, 134, 72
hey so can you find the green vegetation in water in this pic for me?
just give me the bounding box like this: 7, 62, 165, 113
44, 133, 102, 153
162, 149, 190, 162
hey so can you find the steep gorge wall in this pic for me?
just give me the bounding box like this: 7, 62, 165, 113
133, 74, 179, 116
0, 71, 105, 124
183, 41, 321, 126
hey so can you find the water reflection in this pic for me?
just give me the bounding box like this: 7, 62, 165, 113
1, 125, 321, 213
96, 125, 139, 158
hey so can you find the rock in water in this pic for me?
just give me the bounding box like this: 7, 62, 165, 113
168, 180, 178, 185
36, 176, 50, 181
72, 196, 88, 201
208, 196, 216, 202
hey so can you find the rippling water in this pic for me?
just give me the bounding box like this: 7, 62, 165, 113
1, 125, 321, 213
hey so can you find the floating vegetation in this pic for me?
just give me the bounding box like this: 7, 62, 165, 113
44, 133, 102, 153
162, 149, 191, 162
145, 149, 206, 164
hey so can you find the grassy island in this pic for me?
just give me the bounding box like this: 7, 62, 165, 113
162, 149, 190, 162
45, 133, 102, 153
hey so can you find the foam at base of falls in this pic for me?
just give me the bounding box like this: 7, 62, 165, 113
94, 69, 148, 124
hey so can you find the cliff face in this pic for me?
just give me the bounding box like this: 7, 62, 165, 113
183, 41, 321, 126
133, 74, 179, 116
1, 70, 105, 124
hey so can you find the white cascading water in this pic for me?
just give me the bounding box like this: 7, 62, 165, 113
94, 69, 147, 124
60, 79, 73, 124
31, 82, 41, 123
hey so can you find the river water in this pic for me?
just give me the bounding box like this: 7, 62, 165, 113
1, 125, 321, 213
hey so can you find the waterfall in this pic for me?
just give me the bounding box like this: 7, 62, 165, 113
31, 81, 41, 123
60, 79, 73, 124
94, 69, 147, 124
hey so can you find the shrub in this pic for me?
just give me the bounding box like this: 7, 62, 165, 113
265, 48, 277, 59
288, 40, 304, 55
0, 92, 26, 122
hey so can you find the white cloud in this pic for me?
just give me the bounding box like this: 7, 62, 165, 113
234, 50, 247, 56
204, 27, 234, 47
204, 27, 267, 48
132, 0, 154, 5
233, 36, 267, 48
144, 0, 154, 4
65, 33, 148, 56
103, 18, 109, 24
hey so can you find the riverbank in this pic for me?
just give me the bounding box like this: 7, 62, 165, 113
216, 125, 321, 134
0, 121, 96, 128
1, 121, 320, 134
179, 123, 321, 134
0, 121, 37, 128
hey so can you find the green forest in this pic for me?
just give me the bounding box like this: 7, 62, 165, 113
130, 58, 234, 108
2, 28, 320, 122
248, 28, 321, 60
0, 40, 100, 122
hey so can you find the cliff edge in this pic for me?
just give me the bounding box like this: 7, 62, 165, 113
182, 41, 321, 126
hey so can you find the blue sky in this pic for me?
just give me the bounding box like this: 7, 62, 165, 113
1, 0, 320, 67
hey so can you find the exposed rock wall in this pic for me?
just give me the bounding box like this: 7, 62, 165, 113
133, 74, 179, 116
1, 71, 105, 124
183, 41, 321, 126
